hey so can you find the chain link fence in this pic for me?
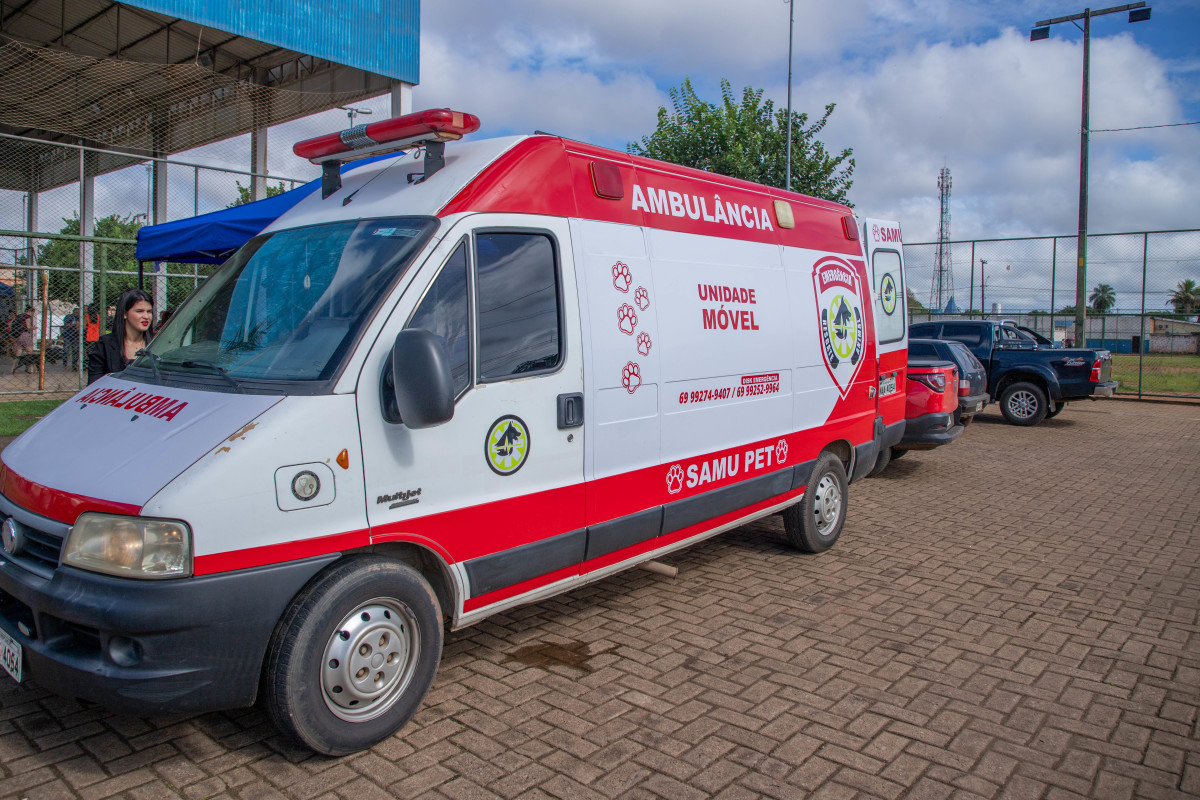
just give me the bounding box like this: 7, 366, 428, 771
0, 132, 299, 397
906, 230, 1200, 399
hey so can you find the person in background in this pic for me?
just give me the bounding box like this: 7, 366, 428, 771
158, 308, 172, 328
84, 303, 100, 345
62, 307, 80, 369
87, 289, 154, 385
9, 305, 34, 374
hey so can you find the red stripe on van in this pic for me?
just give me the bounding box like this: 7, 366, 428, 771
0, 461, 141, 524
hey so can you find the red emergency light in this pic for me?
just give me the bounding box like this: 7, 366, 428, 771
294, 108, 481, 200
293, 108, 481, 163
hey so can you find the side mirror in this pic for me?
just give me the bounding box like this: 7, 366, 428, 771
388, 328, 454, 428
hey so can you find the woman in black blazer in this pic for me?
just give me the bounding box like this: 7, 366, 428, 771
87, 289, 155, 384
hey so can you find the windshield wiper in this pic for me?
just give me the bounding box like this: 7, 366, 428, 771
134, 348, 164, 385
162, 359, 245, 393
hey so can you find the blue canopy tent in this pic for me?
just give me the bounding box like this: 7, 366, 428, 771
134, 155, 399, 283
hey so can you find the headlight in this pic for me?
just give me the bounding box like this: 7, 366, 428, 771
64, 513, 192, 579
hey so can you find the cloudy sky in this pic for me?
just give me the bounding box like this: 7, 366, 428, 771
278, 0, 1200, 246
4, 0, 1197, 312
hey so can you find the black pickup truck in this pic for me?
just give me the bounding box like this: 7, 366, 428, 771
908, 320, 1118, 426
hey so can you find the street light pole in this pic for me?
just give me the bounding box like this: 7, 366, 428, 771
784, 0, 795, 192
980, 259, 987, 317
1031, 1, 1151, 351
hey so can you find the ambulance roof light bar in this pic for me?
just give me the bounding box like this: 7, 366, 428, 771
293, 108, 481, 199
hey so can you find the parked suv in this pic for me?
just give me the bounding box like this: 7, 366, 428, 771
908, 338, 989, 425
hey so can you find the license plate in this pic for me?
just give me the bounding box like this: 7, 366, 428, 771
965, 400, 982, 413
0, 627, 21, 683
879, 375, 897, 395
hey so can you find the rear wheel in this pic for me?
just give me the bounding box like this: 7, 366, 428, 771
1045, 401, 1066, 419
782, 452, 848, 553
999, 381, 1048, 426
890, 448, 908, 460
263, 556, 443, 756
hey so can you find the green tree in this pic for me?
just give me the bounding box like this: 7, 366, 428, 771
907, 289, 928, 314
227, 180, 288, 208
1169, 279, 1198, 315
628, 79, 855, 204
31, 213, 143, 305
1088, 283, 1116, 313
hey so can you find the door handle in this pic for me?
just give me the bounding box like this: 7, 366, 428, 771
557, 393, 584, 429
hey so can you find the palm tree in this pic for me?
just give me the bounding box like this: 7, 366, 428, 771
1169, 279, 1199, 315
1089, 284, 1116, 313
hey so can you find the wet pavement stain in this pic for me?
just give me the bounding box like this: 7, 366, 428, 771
505, 640, 616, 674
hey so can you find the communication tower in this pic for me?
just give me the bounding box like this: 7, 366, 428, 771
931, 167, 955, 311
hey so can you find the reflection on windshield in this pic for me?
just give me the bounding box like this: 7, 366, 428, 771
144, 217, 436, 383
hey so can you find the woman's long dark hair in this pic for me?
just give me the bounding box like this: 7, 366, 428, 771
113, 288, 154, 363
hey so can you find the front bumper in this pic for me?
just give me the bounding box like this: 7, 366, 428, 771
0, 497, 336, 715
898, 412, 964, 451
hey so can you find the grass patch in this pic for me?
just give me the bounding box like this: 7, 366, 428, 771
0, 399, 68, 437
1112, 354, 1200, 396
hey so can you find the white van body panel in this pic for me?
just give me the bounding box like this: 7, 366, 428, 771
140, 394, 368, 561
4, 378, 280, 509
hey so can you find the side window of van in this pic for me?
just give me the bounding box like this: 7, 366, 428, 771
474, 232, 561, 381
407, 241, 471, 397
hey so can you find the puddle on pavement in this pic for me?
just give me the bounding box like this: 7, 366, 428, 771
505, 640, 616, 674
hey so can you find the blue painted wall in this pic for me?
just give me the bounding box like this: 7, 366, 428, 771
123, 0, 419, 82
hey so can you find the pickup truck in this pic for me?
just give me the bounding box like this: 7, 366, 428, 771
908, 320, 1117, 426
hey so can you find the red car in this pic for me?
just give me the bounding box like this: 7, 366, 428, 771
871, 359, 963, 474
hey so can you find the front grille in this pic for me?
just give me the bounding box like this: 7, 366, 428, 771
18, 522, 64, 572
0, 494, 70, 578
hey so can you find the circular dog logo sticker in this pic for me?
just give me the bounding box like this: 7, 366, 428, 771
812, 256, 866, 398
485, 415, 530, 475
880, 273, 898, 316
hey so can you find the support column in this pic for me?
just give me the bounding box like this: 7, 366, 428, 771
390, 81, 413, 117
152, 158, 168, 316
251, 125, 267, 201
79, 151, 94, 308
26, 182, 40, 307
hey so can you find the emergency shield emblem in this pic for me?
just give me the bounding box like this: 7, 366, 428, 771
812, 256, 866, 397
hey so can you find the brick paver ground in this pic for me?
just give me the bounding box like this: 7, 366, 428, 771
1, 399, 1198, 799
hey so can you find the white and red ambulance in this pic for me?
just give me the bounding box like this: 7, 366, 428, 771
0, 109, 908, 754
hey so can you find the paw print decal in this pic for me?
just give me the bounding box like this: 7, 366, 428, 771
617, 303, 638, 336
776, 439, 789, 464
612, 261, 632, 293
634, 286, 650, 311
622, 361, 641, 394
636, 331, 652, 356
666, 463, 685, 495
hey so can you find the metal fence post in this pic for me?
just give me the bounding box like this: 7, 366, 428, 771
1138, 232, 1148, 398
969, 241, 976, 317
1050, 237, 1057, 341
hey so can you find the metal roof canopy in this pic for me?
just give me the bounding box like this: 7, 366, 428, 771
0, 0, 419, 193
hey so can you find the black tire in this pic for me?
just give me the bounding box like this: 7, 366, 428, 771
263, 556, 443, 756
781, 452, 848, 553
1045, 401, 1066, 419
890, 448, 907, 460
999, 381, 1048, 426
866, 445, 892, 478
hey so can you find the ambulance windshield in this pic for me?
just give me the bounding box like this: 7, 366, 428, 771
138, 217, 437, 387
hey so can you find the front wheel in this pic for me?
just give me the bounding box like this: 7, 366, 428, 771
782, 452, 848, 553
263, 556, 443, 756
999, 381, 1048, 426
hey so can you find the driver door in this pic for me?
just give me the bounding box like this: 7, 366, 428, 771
356, 216, 586, 612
